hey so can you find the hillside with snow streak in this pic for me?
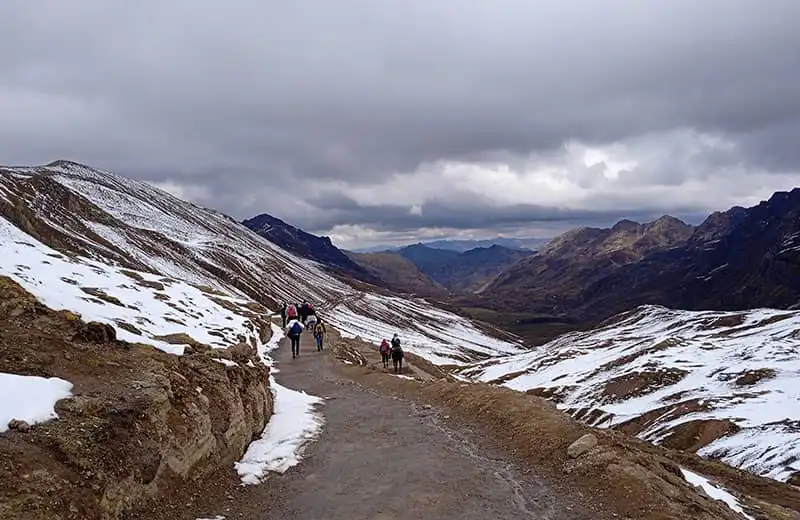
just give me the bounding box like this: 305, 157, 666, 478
0, 161, 523, 365
458, 305, 800, 482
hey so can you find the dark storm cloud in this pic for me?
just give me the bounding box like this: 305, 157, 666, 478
292, 192, 705, 234
1, 0, 800, 245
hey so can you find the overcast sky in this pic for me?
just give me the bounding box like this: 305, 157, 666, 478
2, 0, 800, 248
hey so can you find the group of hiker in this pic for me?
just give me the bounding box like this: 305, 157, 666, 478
380, 333, 404, 373
280, 301, 405, 372
281, 301, 327, 359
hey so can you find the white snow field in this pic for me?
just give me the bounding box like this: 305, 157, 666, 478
328, 292, 524, 365
459, 305, 800, 481
0, 217, 265, 355
0, 373, 73, 432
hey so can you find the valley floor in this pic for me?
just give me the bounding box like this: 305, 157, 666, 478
131, 332, 603, 520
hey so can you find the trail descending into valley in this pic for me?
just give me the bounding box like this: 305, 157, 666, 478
167, 332, 601, 520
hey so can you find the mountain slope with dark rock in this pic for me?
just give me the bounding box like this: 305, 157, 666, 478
478, 215, 695, 316
242, 213, 376, 282
580, 189, 800, 318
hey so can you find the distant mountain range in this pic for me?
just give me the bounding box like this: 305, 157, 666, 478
242, 188, 800, 343
348, 244, 532, 296
243, 215, 536, 296
474, 191, 800, 324
350, 237, 550, 253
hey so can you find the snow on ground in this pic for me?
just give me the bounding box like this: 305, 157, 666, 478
681, 469, 754, 520
459, 305, 800, 481
0, 217, 265, 355
328, 292, 525, 365
235, 323, 325, 485
0, 373, 73, 432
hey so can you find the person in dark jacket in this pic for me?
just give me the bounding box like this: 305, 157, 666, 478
286, 318, 305, 359
280, 302, 288, 327
390, 333, 404, 373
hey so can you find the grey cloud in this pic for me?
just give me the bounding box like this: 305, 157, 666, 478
290, 192, 704, 234
1, 0, 799, 243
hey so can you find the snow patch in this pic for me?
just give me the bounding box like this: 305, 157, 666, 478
681, 468, 753, 519
235, 323, 325, 484
213, 358, 238, 368
235, 381, 324, 484
0, 373, 73, 432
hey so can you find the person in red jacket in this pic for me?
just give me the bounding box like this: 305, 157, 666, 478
379, 339, 391, 368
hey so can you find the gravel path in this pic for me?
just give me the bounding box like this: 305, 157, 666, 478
238, 332, 598, 520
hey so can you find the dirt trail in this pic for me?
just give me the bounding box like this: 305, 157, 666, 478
174, 332, 604, 520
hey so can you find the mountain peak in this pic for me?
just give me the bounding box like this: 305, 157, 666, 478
610, 219, 641, 233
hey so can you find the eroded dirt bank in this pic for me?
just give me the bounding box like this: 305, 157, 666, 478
0, 277, 274, 519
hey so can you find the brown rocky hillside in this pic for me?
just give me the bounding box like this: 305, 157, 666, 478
347, 251, 449, 298
476, 215, 694, 316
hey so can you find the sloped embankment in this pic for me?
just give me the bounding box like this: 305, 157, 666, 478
0, 277, 274, 519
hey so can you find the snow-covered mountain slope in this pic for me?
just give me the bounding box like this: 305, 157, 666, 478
0, 161, 523, 364
0, 216, 268, 356
458, 305, 800, 482
330, 292, 522, 365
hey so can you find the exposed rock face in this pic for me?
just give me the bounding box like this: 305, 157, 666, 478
0, 278, 274, 520
567, 433, 598, 458
74, 321, 117, 343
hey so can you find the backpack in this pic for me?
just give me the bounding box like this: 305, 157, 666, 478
290, 321, 302, 336
380, 340, 390, 354
391, 337, 401, 352
288, 305, 297, 317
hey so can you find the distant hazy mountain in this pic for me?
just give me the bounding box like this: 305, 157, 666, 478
349, 237, 550, 253
351, 244, 533, 293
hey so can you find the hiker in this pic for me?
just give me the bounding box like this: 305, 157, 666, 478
299, 301, 311, 324
286, 318, 305, 359
306, 313, 318, 335
379, 338, 391, 368
280, 302, 288, 327
287, 303, 298, 323
390, 333, 404, 374
313, 318, 327, 352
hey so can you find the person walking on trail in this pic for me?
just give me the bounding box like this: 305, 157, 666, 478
287, 303, 298, 324
299, 301, 313, 324
379, 339, 391, 368
286, 318, 305, 359
280, 302, 288, 328
390, 333, 404, 374
313, 319, 327, 352
306, 313, 318, 335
